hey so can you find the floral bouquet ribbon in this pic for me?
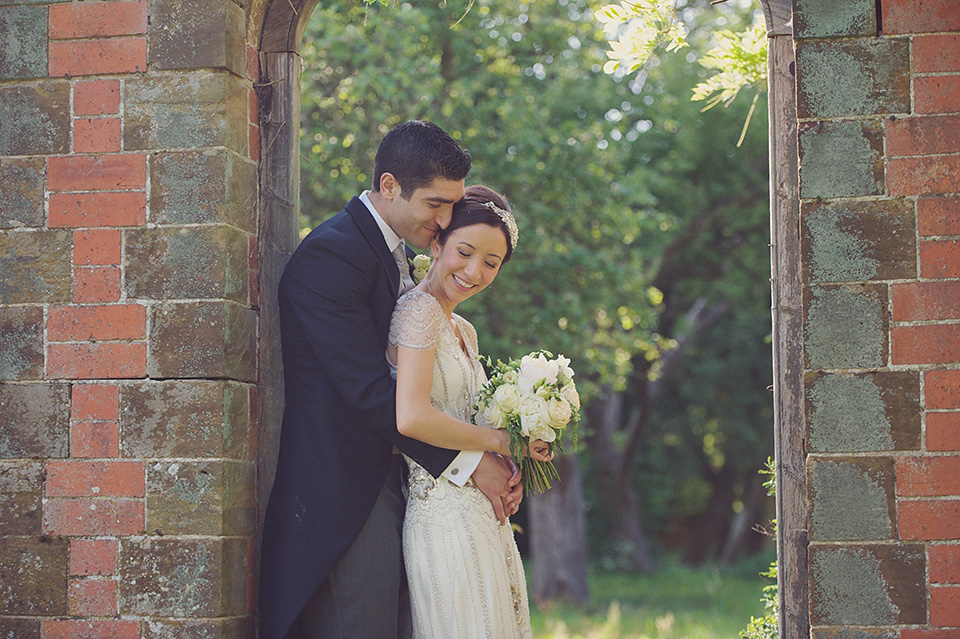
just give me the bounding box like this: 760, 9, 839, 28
474, 350, 581, 495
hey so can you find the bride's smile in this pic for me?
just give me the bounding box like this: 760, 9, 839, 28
422, 222, 507, 315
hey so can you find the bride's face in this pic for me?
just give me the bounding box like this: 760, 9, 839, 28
429, 222, 508, 306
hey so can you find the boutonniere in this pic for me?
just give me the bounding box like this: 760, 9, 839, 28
410, 254, 432, 284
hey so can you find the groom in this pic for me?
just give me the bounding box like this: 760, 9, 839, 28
259, 120, 522, 639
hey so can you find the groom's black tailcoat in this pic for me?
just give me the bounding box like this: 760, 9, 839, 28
258, 197, 458, 639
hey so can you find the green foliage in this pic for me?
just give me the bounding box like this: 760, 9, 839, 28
740, 460, 779, 639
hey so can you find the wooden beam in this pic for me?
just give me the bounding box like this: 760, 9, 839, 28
760, 0, 793, 36
260, 0, 322, 53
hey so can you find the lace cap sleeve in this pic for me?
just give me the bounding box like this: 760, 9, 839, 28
389, 290, 444, 350
453, 314, 479, 356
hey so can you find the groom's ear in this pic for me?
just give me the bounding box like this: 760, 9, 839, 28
379, 172, 400, 200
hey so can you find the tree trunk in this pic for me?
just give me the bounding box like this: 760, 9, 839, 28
529, 454, 589, 605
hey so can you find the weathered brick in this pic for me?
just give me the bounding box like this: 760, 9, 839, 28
150, 150, 257, 231
915, 76, 960, 115
808, 457, 895, 541
124, 72, 247, 153
71, 420, 120, 458
49, 0, 147, 39
0, 537, 68, 615
73, 79, 121, 116
887, 115, 960, 157
798, 120, 884, 199
805, 371, 920, 453
0, 618, 38, 639
920, 239, 960, 279
0, 157, 45, 228
50, 191, 147, 228
126, 226, 249, 301
0, 5, 47, 79
796, 38, 909, 119
0, 382, 70, 459
915, 35, 960, 73
74, 117, 122, 153
927, 371, 960, 410
930, 544, 960, 583
149, 302, 256, 381
893, 282, 960, 322
47, 154, 146, 191
888, 155, 960, 197
882, 0, 960, 35
801, 199, 915, 283
47, 460, 145, 498
68, 577, 117, 616
42, 620, 139, 639
119, 380, 248, 458
808, 543, 926, 625
804, 284, 887, 370
72, 384, 120, 421
249, 122, 260, 162
902, 630, 960, 639
0, 230, 72, 304
897, 455, 960, 497
931, 585, 960, 626
74, 229, 123, 266
147, 460, 255, 535
812, 629, 896, 639
48, 304, 146, 341
899, 499, 960, 540
928, 412, 960, 452
73, 266, 122, 304
793, 0, 875, 38
47, 342, 147, 380
49, 37, 147, 77
69, 538, 118, 576
0, 306, 43, 381
892, 324, 960, 366
141, 616, 255, 639
246, 43, 259, 82
118, 537, 247, 616
0, 82, 70, 155
43, 497, 144, 536
0, 460, 43, 534
918, 197, 960, 236
149, 0, 245, 75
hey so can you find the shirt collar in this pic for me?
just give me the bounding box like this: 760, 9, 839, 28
360, 190, 404, 253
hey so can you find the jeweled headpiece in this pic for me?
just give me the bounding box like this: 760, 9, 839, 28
482, 200, 519, 251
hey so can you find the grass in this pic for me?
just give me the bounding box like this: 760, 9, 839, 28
529, 553, 774, 639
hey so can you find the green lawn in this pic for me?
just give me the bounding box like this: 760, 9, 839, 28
530, 555, 774, 639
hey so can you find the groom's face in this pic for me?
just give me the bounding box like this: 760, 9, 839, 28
387, 177, 464, 250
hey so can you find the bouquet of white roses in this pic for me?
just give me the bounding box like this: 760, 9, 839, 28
474, 350, 580, 495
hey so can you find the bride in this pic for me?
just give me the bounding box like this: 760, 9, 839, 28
387, 185, 549, 638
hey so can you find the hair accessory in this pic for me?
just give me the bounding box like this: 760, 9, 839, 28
482, 200, 519, 250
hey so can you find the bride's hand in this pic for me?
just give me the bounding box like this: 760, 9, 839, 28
527, 439, 554, 462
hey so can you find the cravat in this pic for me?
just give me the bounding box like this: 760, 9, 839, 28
392, 243, 415, 294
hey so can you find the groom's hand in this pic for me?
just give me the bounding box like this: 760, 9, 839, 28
474, 452, 522, 524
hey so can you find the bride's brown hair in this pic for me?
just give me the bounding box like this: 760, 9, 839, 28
437, 185, 515, 263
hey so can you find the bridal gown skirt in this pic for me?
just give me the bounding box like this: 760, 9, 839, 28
403, 462, 533, 639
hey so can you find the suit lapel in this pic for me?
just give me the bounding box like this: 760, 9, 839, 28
345, 197, 401, 299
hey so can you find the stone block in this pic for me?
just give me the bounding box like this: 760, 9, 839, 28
0, 306, 43, 381
124, 72, 247, 153
125, 226, 249, 302
0, 382, 70, 458
148, 302, 256, 381
151, 150, 257, 231
812, 629, 897, 639
797, 38, 909, 118
0, 229, 72, 304
794, 0, 876, 38
118, 537, 247, 617
0, 460, 43, 534
809, 544, 925, 625
804, 284, 887, 370
801, 199, 916, 283
149, 0, 245, 75
808, 456, 895, 541
0, 82, 70, 155
806, 371, 920, 453
141, 617, 254, 639
0, 536, 68, 615
798, 120, 884, 199
147, 460, 255, 535
119, 380, 249, 458
0, 157, 44, 229
0, 6, 47, 79
0, 618, 39, 639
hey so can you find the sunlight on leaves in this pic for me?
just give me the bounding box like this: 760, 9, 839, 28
596, 0, 687, 75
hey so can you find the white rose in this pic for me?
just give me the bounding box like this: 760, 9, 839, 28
493, 383, 521, 413
529, 420, 557, 443
412, 254, 432, 270
547, 396, 572, 428
518, 395, 550, 438
561, 381, 580, 410
477, 398, 503, 429
518, 354, 559, 395
554, 354, 575, 380
503, 369, 520, 385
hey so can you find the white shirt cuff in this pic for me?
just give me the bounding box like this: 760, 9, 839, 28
442, 450, 483, 487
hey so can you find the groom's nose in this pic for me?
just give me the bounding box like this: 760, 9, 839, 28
436, 207, 453, 230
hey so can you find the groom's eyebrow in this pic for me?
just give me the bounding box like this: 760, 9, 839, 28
424, 196, 458, 204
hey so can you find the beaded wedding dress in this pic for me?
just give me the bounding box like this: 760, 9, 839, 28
389, 290, 533, 639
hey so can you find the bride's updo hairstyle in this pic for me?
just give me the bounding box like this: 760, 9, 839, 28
437, 185, 517, 263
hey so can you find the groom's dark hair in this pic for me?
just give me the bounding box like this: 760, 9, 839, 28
372, 120, 471, 198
